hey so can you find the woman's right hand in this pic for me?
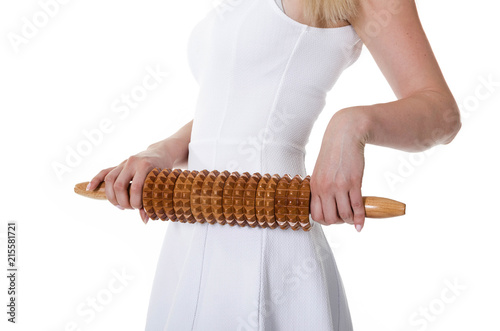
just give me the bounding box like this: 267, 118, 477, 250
86, 139, 176, 223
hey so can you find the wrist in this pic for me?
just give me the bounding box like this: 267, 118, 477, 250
327, 107, 372, 145
149, 137, 189, 168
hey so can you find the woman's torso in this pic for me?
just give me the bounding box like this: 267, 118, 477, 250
186, 0, 363, 176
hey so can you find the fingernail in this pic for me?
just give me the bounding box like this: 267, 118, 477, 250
140, 209, 148, 224
115, 205, 124, 210
86, 183, 91, 191
355, 224, 362, 232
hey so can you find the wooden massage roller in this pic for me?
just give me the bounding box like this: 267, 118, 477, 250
74, 168, 406, 231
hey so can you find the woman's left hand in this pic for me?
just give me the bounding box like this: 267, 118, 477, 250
310, 107, 369, 232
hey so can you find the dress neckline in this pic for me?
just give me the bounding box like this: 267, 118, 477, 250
266, 0, 357, 33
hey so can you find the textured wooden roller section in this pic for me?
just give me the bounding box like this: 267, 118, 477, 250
212, 170, 230, 225
244, 172, 262, 228
173, 170, 198, 223
233, 172, 250, 227
201, 170, 220, 224
152, 168, 181, 222
191, 169, 210, 223
223, 172, 239, 227
143, 168, 160, 221
74, 168, 406, 231
255, 173, 270, 229
275, 174, 291, 230
297, 176, 311, 231
152, 168, 169, 220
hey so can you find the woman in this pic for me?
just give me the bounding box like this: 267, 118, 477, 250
87, 0, 461, 329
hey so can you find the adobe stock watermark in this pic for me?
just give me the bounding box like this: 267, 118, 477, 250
51, 64, 170, 181
340, 0, 402, 59
225, 108, 297, 173
62, 267, 134, 331
384, 74, 499, 191
361, 0, 402, 41
212, 0, 244, 19
408, 277, 466, 331
236, 235, 335, 330
7, 0, 72, 54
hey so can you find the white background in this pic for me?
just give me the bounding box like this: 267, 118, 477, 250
1, 0, 499, 330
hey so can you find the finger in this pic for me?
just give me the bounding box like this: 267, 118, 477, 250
88, 167, 115, 191
139, 208, 149, 224
310, 194, 325, 225
129, 167, 151, 209
113, 166, 135, 210
323, 193, 343, 225
104, 167, 122, 208
335, 192, 354, 225
349, 188, 365, 232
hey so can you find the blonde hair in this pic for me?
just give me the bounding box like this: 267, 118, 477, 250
302, 0, 359, 28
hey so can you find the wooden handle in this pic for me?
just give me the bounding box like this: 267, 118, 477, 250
362, 196, 405, 218
74, 181, 405, 218
74, 182, 108, 200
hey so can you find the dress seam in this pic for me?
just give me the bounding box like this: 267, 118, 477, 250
190, 224, 210, 330
312, 228, 335, 329
260, 26, 308, 171
257, 228, 267, 330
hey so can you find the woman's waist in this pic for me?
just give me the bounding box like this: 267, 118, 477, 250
187, 139, 307, 176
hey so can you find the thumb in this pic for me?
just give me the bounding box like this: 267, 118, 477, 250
350, 189, 365, 232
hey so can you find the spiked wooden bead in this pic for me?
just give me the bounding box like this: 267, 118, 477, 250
152, 168, 170, 221
212, 170, 230, 225
244, 172, 262, 228
191, 169, 210, 223
275, 174, 291, 230
297, 175, 311, 231
255, 173, 271, 229
75, 168, 406, 231
287, 175, 301, 230
173, 170, 198, 223
164, 168, 182, 222
143, 168, 160, 220
223, 171, 240, 227
264, 174, 281, 229
201, 170, 220, 224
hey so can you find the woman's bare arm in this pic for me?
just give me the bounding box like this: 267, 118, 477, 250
147, 119, 193, 169
310, 0, 461, 231
87, 119, 193, 223
350, 0, 461, 150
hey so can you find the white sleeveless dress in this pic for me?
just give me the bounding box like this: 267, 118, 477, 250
145, 0, 362, 330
